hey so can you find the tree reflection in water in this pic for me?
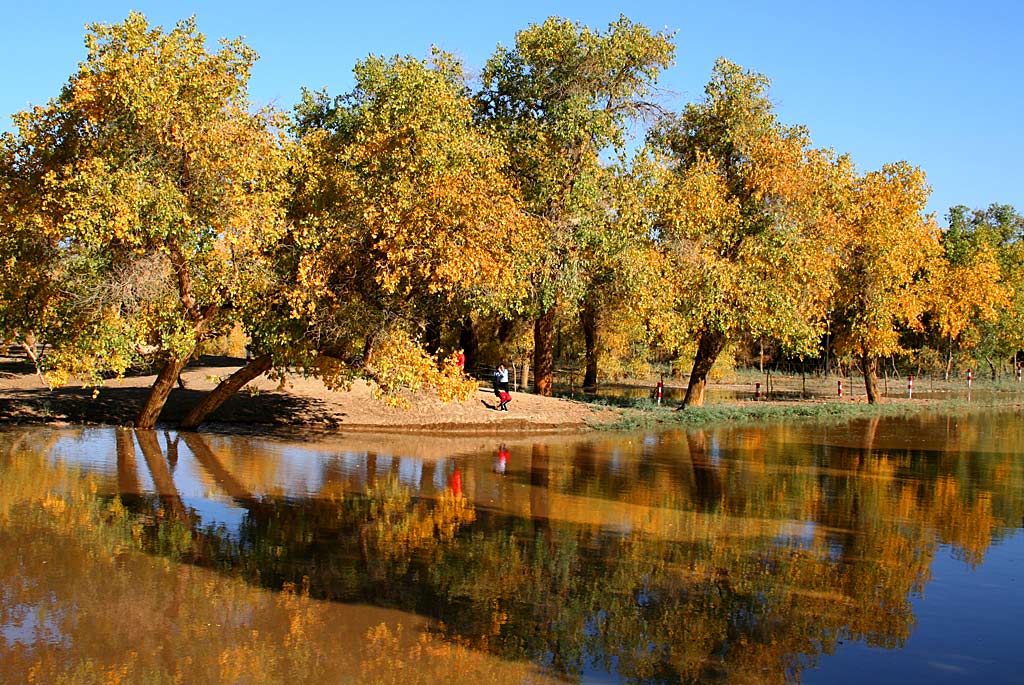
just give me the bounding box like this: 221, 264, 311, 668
2, 411, 1023, 683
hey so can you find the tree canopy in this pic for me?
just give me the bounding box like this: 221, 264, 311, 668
476, 15, 675, 395
646, 59, 849, 406
0, 12, 289, 427
1, 11, 1020, 424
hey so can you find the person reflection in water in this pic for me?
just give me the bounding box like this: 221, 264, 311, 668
495, 445, 510, 474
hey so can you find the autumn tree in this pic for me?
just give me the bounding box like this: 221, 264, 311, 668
0, 177, 64, 374
832, 162, 941, 403
577, 160, 675, 387
0, 13, 289, 428
926, 203, 1022, 379
647, 59, 848, 407
176, 51, 540, 427
476, 15, 675, 395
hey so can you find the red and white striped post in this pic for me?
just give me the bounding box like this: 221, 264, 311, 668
656, 379, 664, 405
1017, 363, 1021, 383
837, 379, 843, 397
907, 375, 914, 400
755, 382, 762, 400
967, 368, 973, 389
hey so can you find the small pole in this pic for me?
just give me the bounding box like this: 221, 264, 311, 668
968, 368, 973, 389
908, 375, 914, 400
837, 379, 843, 398
1016, 363, 1021, 383
755, 382, 761, 400
656, 377, 664, 405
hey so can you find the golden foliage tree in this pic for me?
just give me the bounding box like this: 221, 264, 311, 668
0, 13, 289, 428
477, 16, 675, 395
832, 162, 941, 402
926, 203, 1023, 380
265, 52, 538, 408
927, 243, 1011, 377
648, 59, 848, 406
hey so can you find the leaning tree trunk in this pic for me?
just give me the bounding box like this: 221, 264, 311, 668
862, 351, 882, 404
581, 300, 598, 390
136, 355, 191, 429
533, 307, 556, 396
179, 354, 273, 429
681, 330, 727, 408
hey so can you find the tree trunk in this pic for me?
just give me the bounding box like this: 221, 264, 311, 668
944, 334, 953, 381
581, 300, 598, 390
179, 354, 272, 429
458, 316, 479, 373
681, 330, 726, 408
136, 355, 191, 429
862, 351, 882, 404
20, 341, 49, 387
824, 328, 831, 377
670, 349, 683, 379
497, 318, 515, 344
520, 356, 530, 392
533, 307, 555, 396
423, 315, 442, 357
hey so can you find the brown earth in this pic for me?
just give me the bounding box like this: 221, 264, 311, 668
0, 352, 624, 435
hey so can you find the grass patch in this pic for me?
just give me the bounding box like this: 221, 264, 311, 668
588, 395, 1022, 432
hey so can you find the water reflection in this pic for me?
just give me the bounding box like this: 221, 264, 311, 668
3, 410, 1024, 683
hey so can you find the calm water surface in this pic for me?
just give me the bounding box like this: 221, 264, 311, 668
2, 409, 1023, 683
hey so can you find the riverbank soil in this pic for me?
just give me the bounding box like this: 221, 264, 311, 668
0, 351, 620, 432
2, 350, 1006, 434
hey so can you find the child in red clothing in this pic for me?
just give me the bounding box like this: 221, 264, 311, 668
498, 390, 511, 411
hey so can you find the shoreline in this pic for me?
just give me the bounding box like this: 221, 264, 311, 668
0, 353, 622, 435
3, 353, 1022, 437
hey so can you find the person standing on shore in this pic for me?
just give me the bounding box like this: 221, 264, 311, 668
494, 363, 511, 410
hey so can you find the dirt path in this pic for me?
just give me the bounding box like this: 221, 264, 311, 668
0, 353, 622, 434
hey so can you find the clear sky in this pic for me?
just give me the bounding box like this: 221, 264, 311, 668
4, 0, 1021, 224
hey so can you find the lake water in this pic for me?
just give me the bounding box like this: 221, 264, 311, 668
2, 409, 1023, 683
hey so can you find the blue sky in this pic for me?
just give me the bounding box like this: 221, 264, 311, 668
4, 1, 1021, 224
